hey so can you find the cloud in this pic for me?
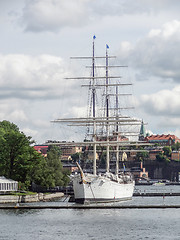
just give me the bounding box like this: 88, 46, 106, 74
118, 20, 180, 82
8, 110, 28, 122
139, 85, 180, 116
159, 117, 180, 128
0, 54, 79, 100
136, 85, 180, 136
0, 52, 93, 143
21, 0, 90, 32
22, 127, 38, 138
91, 0, 180, 16
19, 0, 180, 32
0, 98, 27, 118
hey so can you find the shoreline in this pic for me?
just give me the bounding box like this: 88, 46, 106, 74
0, 192, 64, 204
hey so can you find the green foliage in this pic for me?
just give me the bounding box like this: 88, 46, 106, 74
156, 152, 170, 163
156, 152, 165, 162
136, 151, 149, 162
163, 146, 172, 157
32, 145, 70, 188
71, 152, 81, 162
46, 146, 64, 187
155, 146, 173, 163
0, 120, 70, 190
172, 142, 180, 151
0, 121, 35, 184
62, 169, 71, 186
48, 145, 62, 157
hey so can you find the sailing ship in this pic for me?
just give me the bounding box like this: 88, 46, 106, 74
53, 36, 143, 204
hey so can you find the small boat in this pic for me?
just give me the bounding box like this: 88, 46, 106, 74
153, 182, 166, 186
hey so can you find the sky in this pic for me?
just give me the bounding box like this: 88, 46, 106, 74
1, 0, 180, 144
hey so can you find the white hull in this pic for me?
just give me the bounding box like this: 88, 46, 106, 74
72, 173, 135, 204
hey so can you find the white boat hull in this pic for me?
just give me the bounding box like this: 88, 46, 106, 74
72, 174, 135, 204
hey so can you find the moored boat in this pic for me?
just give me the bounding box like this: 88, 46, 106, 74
72, 169, 135, 204
53, 36, 145, 203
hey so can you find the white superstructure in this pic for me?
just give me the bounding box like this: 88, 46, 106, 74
72, 171, 134, 204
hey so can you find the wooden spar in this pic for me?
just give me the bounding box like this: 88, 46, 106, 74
65, 76, 122, 80
82, 83, 132, 87
46, 141, 152, 147
52, 118, 142, 123
52, 118, 141, 122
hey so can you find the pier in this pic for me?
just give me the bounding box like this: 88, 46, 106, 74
133, 192, 180, 197
0, 204, 180, 209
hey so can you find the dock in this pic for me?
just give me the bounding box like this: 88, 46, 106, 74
133, 192, 180, 197
0, 205, 180, 209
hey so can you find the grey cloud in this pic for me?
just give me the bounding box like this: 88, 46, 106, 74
20, 0, 180, 32
159, 117, 180, 128
138, 86, 180, 117
0, 88, 61, 100
91, 0, 179, 16
118, 20, 180, 83
0, 54, 82, 101
21, 0, 90, 32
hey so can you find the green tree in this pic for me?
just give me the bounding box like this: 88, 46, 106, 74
46, 146, 63, 187
163, 146, 172, 158
172, 142, 180, 151
46, 146, 70, 187
136, 151, 149, 162
0, 121, 70, 190
0, 121, 34, 179
71, 152, 81, 162
0, 120, 45, 189
28, 144, 70, 189
156, 152, 165, 162
156, 152, 170, 163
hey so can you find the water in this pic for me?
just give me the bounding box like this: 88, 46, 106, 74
135, 184, 180, 194
0, 185, 180, 240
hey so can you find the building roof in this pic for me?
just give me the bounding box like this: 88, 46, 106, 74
146, 134, 180, 142
0, 176, 18, 183
34, 145, 48, 150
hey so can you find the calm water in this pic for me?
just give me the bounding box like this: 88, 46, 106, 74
0, 185, 180, 240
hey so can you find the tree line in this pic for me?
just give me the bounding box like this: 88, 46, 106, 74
135, 144, 180, 163
0, 120, 70, 190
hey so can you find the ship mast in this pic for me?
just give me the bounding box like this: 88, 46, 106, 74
92, 36, 97, 175
51, 36, 147, 176
115, 85, 119, 175
105, 45, 110, 173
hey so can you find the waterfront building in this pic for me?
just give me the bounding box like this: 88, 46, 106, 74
171, 151, 180, 161
0, 176, 18, 192
60, 145, 82, 161
145, 134, 180, 146
34, 142, 82, 161
148, 149, 163, 160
